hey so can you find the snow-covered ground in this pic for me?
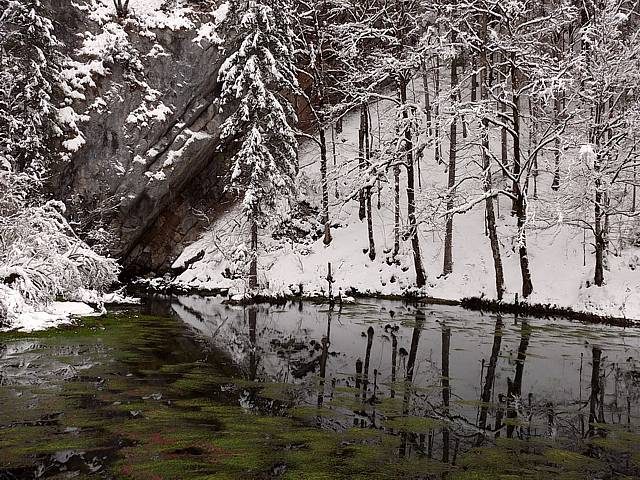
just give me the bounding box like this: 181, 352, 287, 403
0, 288, 140, 333
0, 288, 98, 333
172, 86, 640, 320
8, 302, 97, 333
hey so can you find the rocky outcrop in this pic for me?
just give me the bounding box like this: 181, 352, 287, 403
50, 0, 231, 276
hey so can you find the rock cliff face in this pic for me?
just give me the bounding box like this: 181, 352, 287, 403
50, 0, 231, 277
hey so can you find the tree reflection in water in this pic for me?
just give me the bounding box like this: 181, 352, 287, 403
169, 296, 640, 477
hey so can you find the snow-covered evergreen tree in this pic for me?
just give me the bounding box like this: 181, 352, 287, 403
217, 0, 299, 289
0, 0, 61, 178
0, 1, 119, 324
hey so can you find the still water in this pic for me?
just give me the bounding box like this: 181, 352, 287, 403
1, 296, 639, 479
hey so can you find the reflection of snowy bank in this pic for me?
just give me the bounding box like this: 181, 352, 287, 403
170, 296, 640, 437
0, 340, 98, 388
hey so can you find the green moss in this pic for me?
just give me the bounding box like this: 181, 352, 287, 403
326, 395, 368, 410
503, 417, 529, 427
114, 457, 217, 479
376, 397, 404, 416
259, 382, 305, 401
454, 399, 500, 409
333, 386, 362, 395
542, 448, 603, 471
341, 427, 387, 442
458, 446, 541, 475
289, 406, 341, 419
2, 307, 638, 480
452, 473, 515, 480
384, 416, 445, 433
0, 424, 104, 462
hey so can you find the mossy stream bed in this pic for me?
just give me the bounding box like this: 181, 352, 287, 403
1, 296, 640, 479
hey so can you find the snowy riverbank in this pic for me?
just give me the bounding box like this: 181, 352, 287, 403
172, 223, 640, 321
0, 288, 140, 333
168, 92, 640, 322
5, 301, 97, 333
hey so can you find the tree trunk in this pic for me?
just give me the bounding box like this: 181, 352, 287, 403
510, 56, 521, 216
500, 80, 508, 184
366, 188, 375, 260
515, 190, 533, 297
633, 164, 637, 212
511, 72, 533, 298
441, 326, 451, 463
393, 164, 400, 258
320, 127, 332, 245
114, 0, 130, 18
506, 321, 530, 438
406, 311, 424, 384
434, 56, 442, 165
588, 346, 602, 433
594, 104, 604, 287
552, 96, 561, 191
362, 326, 374, 398
317, 311, 330, 408
249, 216, 258, 289
460, 53, 468, 138
480, 14, 505, 300
530, 98, 539, 199
498, 55, 509, 183
498, 69, 507, 219
594, 185, 605, 286
422, 57, 432, 137
248, 307, 257, 380
331, 123, 340, 199
471, 57, 477, 102
399, 76, 426, 287
366, 187, 376, 260
477, 315, 503, 445
358, 104, 367, 221
399, 310, 425, 458
363, 104, 375, 260
390, 330, 397, 398
443, 40, 458, 276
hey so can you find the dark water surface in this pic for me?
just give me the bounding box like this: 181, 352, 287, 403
1, 296, 640, 479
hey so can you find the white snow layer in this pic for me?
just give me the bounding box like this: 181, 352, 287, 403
1, 289, 140, 332
7, 302, 96, 333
